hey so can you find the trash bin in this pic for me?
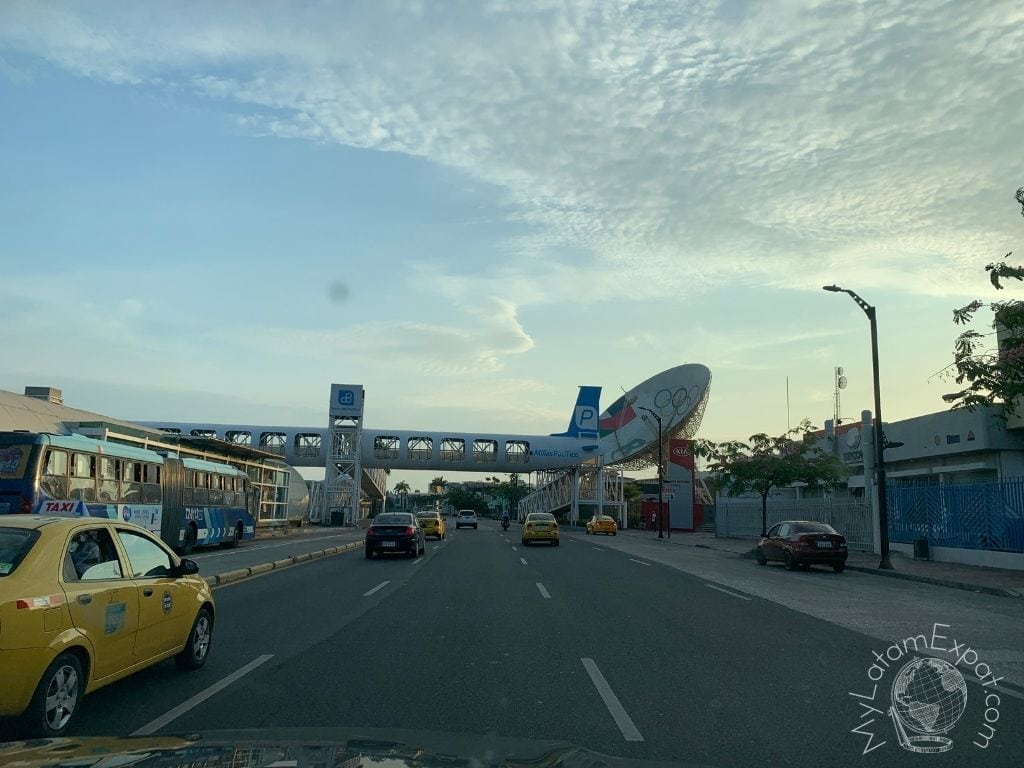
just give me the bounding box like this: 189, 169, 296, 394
913, 538, 930, 560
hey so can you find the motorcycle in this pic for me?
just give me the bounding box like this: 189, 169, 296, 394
501, 518, 510, 531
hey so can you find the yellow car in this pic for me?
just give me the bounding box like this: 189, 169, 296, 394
586, 515, 618, 535
522, 512, 559, 546
0, 516, 216, 737
416, 510, 446, 540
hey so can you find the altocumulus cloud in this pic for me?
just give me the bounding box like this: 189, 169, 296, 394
2, 0, 1023, 303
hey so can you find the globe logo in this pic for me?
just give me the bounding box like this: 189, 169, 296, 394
888, 657, 968, 753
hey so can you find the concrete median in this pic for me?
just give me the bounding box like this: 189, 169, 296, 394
204, 541, 364, 587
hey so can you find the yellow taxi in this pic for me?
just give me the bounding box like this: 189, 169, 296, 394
416, 510, 446, 540
521, 512, 559, 546
586, 515, 619, 536
0, 516, 216, 737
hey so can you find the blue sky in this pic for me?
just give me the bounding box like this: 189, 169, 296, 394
1, 1, 1022, 487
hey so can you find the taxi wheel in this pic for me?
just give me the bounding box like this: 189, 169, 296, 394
553, 539, 560, 547
176, 607, 213, 670
23, 651, 83, 738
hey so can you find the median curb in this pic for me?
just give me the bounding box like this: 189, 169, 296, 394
203, 541, 364, 586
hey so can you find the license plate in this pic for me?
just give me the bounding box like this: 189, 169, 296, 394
816, 541, 832, 549
381, 541, 396, 548
536, 525, 548, 531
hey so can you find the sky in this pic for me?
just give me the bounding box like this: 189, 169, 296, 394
1, 1, 1022, 489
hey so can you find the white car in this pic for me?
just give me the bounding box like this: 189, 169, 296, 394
455, 510, 478, 529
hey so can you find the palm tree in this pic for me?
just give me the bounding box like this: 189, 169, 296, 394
430, 476, 447, 495
393, 480, 410, 509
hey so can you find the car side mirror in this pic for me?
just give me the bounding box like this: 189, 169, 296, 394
175, 558, 200, 577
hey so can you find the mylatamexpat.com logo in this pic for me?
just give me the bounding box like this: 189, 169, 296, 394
848, 623, 1004, 755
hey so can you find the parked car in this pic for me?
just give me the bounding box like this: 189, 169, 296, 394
755, 520, 848, 572
586, 515, 618, 535
0, 516, 214, 737
365, 512, 425, 558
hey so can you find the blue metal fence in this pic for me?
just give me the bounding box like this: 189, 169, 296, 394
888, 478, 1024, 553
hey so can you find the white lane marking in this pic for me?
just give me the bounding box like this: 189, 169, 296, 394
536, 582, 551, 599
580, 658, 644, 742
411, 557, 423, 565
520, 558, 528, 565
629, 558, 652, 567
705, 583, 752, 601
132, 654, 273, 736
363, 580, 391, 596
511, 546, 518, 551
593, 547, 603, 551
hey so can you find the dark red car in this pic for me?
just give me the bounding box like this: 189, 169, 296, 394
755, 520, 848, 572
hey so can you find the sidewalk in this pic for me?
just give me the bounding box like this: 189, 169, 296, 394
609, 526, 1024, 599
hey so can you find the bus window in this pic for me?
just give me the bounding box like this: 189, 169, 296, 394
70, 454, 97, 501
142, 463, 161, 504
209, 475, 223, 505
98, 457, 119, 502
41, 449, 69, 498
122, 461, 142, 503
193, 471, 208, 505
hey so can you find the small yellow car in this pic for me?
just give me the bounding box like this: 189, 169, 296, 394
586, 515, 618, 535
416, 510, 446, 540
0, 516, 215, 737
522, 512, 559, 546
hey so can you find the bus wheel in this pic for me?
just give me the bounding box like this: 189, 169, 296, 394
180, 524, 197, 556
222, 524, 242, 549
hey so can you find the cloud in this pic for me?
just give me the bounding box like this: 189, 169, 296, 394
2, 0, 1022, 308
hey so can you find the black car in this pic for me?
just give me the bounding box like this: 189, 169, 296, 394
755, 520, 848, 572
365, 512, 425, 559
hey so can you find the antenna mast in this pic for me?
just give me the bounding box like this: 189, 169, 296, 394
834, 367, 847, 426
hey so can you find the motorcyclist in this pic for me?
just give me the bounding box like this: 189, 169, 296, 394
501, 511, 510, 529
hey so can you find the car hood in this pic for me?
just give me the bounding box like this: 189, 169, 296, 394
0, 727, 712, 768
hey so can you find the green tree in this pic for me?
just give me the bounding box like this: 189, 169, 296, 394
696, 420, 845, 536
392, 480, 410, 510
485, 473, 530, 515
445, 485, 489, 516
944, 190, 1024, 416
429, 476, 447, 495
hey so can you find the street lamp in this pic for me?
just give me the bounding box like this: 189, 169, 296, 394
823, 284, 893, 569
637, 406, 665, 539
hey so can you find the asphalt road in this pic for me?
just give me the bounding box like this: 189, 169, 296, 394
61, 521, 1024, 766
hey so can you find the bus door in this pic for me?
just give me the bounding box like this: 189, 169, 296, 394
160, 457, 185, 547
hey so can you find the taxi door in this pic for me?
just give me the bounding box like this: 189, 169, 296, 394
60, 526, 140, 683
114, 528, 190, 661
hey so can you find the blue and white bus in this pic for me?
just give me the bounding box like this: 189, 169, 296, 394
0, 432, 257, 553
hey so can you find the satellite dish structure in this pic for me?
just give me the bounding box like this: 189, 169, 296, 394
597, 364, 711, 469
838, 375, 848, 389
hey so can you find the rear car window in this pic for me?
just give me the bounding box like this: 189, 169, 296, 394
374, 515, 410, 525
0, 527, 41, 576
530, 514, 555, 521
793, 523, 837, 534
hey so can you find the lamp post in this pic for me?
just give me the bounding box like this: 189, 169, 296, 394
823, 284, 893, 569
637, 406, 665, 539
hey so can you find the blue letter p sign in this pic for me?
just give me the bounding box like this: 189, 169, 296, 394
337, 389, 355, 407
575, 406, 597, 431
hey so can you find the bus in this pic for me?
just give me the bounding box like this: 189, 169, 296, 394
0, 431, 257, 553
